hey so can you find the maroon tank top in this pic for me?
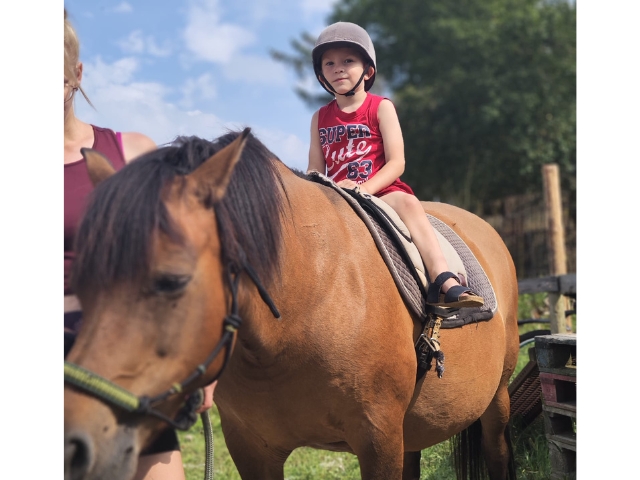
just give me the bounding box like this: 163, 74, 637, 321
64, 125, 127, 295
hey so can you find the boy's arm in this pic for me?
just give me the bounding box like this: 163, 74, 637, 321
358, 99, 406, 195
307, 111, 326, 174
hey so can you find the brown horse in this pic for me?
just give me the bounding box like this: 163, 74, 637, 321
64, 129, 520, 480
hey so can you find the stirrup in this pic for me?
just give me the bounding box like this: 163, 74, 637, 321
426, 272, 484, 308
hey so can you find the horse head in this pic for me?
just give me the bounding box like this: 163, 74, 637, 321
64, 130, 253, 479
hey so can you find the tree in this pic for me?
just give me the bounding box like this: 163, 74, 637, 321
273, 0, 576, 214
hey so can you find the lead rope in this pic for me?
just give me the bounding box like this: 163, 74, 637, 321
201, 410, 214, 480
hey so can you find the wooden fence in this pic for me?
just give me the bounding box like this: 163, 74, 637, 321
518, 273, 576, 334
483, 192, 576, 280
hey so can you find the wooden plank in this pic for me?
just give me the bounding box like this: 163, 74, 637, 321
543, 400, 576, 413
559, 273, 576, 295
543, 164, 570, 333
535, 334, 577, 347
547, 433, 576, 450
518, 274, 576, 295
543, 404, 577, 418
543, 164, 568, 277
539, 366, 576, 378
518, 276, 559, 294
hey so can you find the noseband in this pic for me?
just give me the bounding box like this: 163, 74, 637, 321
64, 261, 280, 431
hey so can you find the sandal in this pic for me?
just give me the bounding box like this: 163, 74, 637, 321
426, 272, 484, 308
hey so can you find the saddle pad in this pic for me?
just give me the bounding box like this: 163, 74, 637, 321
308, 172, 495, 327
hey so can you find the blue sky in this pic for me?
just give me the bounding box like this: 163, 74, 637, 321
64, 0, 339, 172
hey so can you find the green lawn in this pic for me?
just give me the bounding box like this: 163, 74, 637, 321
179, 293, 570, 479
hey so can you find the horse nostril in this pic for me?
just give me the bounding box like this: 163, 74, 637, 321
65, 433, 94, 480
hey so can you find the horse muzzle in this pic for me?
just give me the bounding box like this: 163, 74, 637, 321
64, 386, 139, 480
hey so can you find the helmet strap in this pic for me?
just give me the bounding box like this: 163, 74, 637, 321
319, 65, 370, 98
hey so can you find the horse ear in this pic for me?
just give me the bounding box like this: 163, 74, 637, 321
190, 128, 250, 202
81, 148, 117, 187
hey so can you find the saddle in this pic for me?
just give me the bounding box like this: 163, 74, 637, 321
309, 172, 496, 327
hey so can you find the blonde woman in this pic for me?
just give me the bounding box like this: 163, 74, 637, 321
64, 9, 214, 479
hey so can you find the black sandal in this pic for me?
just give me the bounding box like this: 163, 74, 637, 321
426, 272, 484, 308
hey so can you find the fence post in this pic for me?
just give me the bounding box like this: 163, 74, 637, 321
542, 164, 571, 334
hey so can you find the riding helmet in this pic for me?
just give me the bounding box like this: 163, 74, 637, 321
312, 22, 377, 92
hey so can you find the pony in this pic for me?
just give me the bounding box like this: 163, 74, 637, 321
64, 129, 520, 480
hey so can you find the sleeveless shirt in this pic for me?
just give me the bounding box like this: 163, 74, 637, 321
317, 93, 413, 197
64, 125, 127, 295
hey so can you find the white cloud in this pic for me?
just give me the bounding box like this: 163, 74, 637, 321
222, 54, 286, 85
300, 0, 339, 17
117, 30, 172, 57
75, 54, 307, 168
85, 56, 139, 87
183, 0, 255, 64
76, 56, 223, 145
180, 73, 217, 108
113, 2, 133, 13
252, 127, 309, 172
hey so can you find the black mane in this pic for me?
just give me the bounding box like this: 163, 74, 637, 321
72, 130, 285, 294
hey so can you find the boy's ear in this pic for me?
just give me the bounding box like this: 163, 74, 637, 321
365, 65, 375, 80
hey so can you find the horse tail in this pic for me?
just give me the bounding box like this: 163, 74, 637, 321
452, 420, 518, 480
452, 419, 486, 480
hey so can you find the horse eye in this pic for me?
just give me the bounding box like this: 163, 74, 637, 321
153, 274, 191, 294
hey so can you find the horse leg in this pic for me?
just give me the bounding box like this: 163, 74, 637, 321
402, 451, 421, 480
479, 383, 516, 480
220, 420, 290, 480
347, 408, 406, 480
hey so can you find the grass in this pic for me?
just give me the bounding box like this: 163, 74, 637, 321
178, 293, 574, 479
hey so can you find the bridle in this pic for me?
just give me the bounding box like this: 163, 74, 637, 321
64, 260, 280, 431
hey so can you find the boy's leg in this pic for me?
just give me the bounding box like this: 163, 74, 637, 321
378, 192, 475, 298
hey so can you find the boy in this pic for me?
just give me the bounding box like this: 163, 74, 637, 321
307, 21, 483, 308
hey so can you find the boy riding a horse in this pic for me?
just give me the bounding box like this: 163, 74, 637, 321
307, 22, 483, 309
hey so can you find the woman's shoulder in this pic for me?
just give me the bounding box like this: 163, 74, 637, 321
120, 132, 156, 163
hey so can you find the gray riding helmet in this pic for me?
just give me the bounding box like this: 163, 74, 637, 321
312, 22, 377, 92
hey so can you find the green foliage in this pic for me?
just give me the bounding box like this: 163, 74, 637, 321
511, 416, 552, 479
273, 0, 575, 212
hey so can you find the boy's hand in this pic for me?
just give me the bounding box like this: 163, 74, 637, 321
337, 179, 370, 194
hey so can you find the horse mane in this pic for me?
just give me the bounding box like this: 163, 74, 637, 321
72, 130, 286, 295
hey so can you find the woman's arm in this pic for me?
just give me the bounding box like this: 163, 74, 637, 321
121, 132, 157, 163
307, 111, 326, 174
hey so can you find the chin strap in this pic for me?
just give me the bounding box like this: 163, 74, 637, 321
319, 67, 369, 98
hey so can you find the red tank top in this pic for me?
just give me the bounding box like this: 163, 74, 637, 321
317, 93, 413, 197
64, 125, 127, 295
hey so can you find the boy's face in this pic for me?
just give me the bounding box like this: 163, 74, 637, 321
320, 47, 373, 95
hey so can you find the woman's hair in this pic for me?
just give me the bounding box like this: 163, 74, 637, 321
64, 9, 93, 107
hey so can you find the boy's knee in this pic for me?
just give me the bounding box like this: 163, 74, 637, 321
397, 194, 422, 214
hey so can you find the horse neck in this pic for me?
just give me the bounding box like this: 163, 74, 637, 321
233, 165, 369, 360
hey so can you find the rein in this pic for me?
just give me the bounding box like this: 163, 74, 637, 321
64, 260, 280, 431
